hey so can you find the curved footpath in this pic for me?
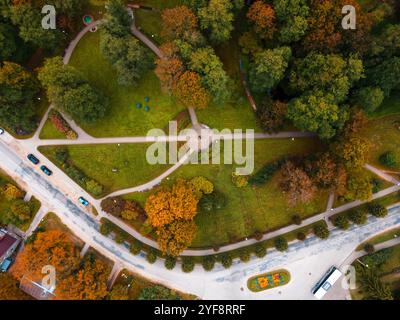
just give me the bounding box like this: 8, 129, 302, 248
2, 137, 400, 299
17, 15, 400, 258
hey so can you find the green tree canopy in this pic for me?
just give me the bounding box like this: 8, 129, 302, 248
10, 4, 63, 50
38, 57, 108, 123
0, 61, 39, 133
0, 22, 17, 61
287, 91, 349, 139
274, 0, 309, 43
290, 52, 364, 103
249, 46, 292, 93
101, 0, 152, 86
188, 47, 231, 102
198, 0, 234, 44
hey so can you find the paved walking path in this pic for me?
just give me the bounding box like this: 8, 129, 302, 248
3, 131, 400, 299
130, 20, 164, 59
80, 243, 90, 258
107, 262, 124, 290
10, 10, 399, 262
24, 206, 48, 239
63, 20, 101, 64
341, 234, 400, 267
364, 164, 400, 185
32, 106, 53, 140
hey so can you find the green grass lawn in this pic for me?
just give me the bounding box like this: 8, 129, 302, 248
39, 117, 67, 139
356, 227, 400, 251
68, 31, 186, 137
371, 91, 400, 119
351, 243, 400, 300
113, 268, 195, 300
1, 94, 49, 140
38, 144, 171, 196
125, 137, 329, 248
361, 114, 400, 171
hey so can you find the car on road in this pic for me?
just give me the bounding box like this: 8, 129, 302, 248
78, 197, 89, 207
40, 165, 53, 176
0, 128, 4, 135
27, 154, 40, 165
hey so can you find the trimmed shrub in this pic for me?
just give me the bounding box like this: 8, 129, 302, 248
130, 240, 142, 255
231, 173, 249, 188
86, 179, 104, 197
291, 214, 302, 225
296, 232, 306, 241
379, 151, 397, 168
313, 223, 330, 239
254, 243, 267, 258
367, 203, 388, 218
239, 248, 251, 263
249, 159, 284, 186
49, 109, 78, 139
348, 209, 368, 225
146, 250, 157, 264
54, 147, 69, 165
364, 243, 375, 254
202, 255, 216, 271
100, 221, 112, 236
253, 231, 263, 241
219, 253, 233, 269
114, 233, 125, 244
181, 257, 195, 273
164, 256, 177, 270
333, 214, 350, 230
274, 237, 288, 252
199, 191, 227, 212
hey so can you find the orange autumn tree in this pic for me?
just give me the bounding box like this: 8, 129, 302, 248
145, 179, 199, 256
56, 258, 110, 300
156, 220, 197, 257
145, 179, 198, 228
155, 43, 185, 91
247, 0, 276, 40
173, 71, 211, 109
11, 230, 80, 283
161, 6, 198, 41
302, 0, 342, 53
0, 273, 32, 300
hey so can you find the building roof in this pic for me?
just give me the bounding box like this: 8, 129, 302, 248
0, 231, 18, 259
19, 276, 56, 301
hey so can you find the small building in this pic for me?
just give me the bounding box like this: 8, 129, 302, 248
19, 276, 56, 301
0, 229, 20, 271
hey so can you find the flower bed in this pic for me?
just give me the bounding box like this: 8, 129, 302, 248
49, 109, 78, 140
247, 269, 291, 292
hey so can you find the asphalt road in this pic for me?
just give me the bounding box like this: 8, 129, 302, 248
1, 137, 400, 299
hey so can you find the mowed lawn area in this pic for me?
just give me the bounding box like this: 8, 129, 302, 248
39, 117, 67, 139
125, 138, 329, 248
68, 31, 186, 137
38, 144, 170, 195
361, 114, 400, 171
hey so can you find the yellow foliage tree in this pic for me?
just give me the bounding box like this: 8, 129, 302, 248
11, 230, 80, 283
156, 220, 197, 257
145, 179, 198, 228
56, 258, 110, 300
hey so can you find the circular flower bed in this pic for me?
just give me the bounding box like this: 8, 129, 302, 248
247, 269, 291, 292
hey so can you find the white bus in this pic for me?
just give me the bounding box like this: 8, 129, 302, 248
312, 266, 343, 299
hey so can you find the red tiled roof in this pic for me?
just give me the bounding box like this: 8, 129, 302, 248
0, 233, 18, 258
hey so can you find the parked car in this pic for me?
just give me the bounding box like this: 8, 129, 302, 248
40, 165, 53, 176
0, 128, 4, 135
27, 154, 40, 165
78, 197, 89, 207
